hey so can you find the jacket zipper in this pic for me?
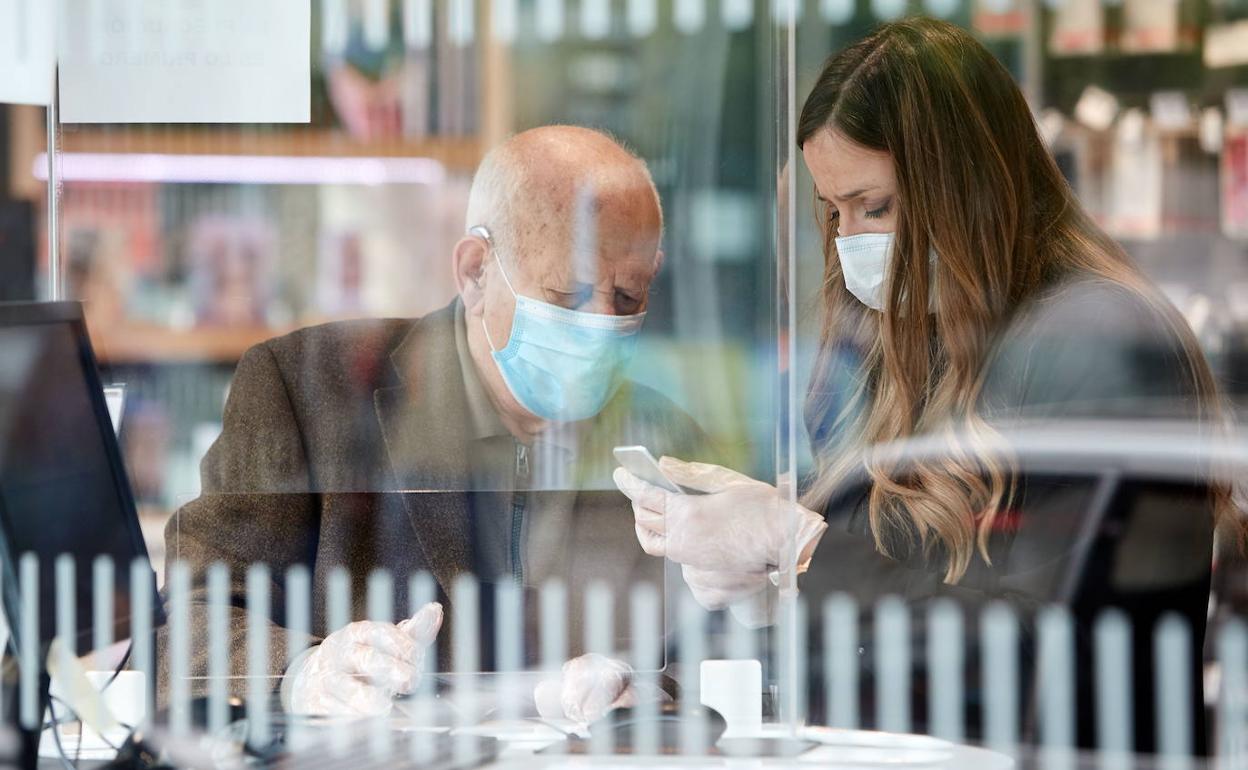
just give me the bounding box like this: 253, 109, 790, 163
511, 442, 529, 583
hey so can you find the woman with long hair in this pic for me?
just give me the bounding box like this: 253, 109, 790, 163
615, 17, 1240, 751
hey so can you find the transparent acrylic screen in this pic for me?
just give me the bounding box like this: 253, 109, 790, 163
33, 0, 788, 740
4, 0, 1245, 763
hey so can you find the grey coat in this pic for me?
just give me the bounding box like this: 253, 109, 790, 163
800, 276, 1216, 752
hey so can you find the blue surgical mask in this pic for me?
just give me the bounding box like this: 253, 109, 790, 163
483, 251, 645, 422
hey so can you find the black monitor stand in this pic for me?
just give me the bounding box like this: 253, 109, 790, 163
1, 650, 51, 770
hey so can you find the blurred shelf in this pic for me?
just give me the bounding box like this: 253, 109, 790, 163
1046, 49, 1202, 61
57, 128, 483, 170
91, 322, 285, 364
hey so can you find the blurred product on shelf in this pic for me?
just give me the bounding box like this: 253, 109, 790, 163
322, 0, 478, 140
1073, 85, 1119, 133
316, 231, 368, 318
1048, 0, 1197, 54
1159, 133, 1221, 235
433, 2, 480, 137
326, 63, 406, 141
1225, 127, 1248, 238
1107, 109, 1164, 240
972, 0, 1027, 39
186, 215, 278, 328
61, 183, 160, 272
1051, 0, 1104, 55
1120, 0, 1189, 53
65, 228, 127, 323
1204, 20, 1248, 69
313, 181, 467, 321
1044, 113, 1104, 222
121, 401, 172, 505
1039, 96, 1243, 245
49, 174, 470, 366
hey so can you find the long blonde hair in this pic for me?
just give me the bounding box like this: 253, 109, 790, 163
797, 18, 1236, 582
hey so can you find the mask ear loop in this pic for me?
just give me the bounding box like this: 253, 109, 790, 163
491, 249, 520, 298
472, 228, 519, 353
482, 313, 501, 353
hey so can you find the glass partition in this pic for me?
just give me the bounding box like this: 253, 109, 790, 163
33, 0, 793, 742
789, 0, 1248, 762
1, 0, 1246, 765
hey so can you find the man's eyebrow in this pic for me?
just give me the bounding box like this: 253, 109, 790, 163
543, 281, 594, 293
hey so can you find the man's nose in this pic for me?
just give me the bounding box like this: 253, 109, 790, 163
581, 292, 616, 315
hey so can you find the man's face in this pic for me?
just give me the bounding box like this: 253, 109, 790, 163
482, 190, 663, 350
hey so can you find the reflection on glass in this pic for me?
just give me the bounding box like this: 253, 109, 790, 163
160, 127, 720, 731
3, 0, 1245, 765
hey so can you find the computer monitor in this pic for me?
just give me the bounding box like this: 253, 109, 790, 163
0, 301, 160, 762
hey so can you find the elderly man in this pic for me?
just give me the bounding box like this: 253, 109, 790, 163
160, 126, 709, 719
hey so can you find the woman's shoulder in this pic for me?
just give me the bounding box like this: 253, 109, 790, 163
1015, 272, 1179, 341
984, 271, 1200, 419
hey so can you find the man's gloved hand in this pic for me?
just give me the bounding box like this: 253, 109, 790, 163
288, 602, 443, 716
613, 457, 828, 618
532, 653, 638, 724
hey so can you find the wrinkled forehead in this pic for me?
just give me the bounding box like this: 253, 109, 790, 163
802, 129, 895, 201
509, 228, 662, 289
507, 174, 662, 284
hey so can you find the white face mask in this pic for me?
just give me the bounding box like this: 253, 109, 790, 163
834, 232, 937, 312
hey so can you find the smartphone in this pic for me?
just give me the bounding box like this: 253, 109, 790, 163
613, 446, 705, 495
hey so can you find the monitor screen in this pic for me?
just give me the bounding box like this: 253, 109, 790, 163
0, 303, 156, 655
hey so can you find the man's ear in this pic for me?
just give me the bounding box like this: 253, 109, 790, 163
654, 249, 666, 274
453, 235, 489, 313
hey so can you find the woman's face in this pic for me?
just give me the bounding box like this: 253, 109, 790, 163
802, 129, 898, 238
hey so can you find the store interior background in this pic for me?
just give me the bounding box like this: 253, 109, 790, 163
1, 0, 1246, 580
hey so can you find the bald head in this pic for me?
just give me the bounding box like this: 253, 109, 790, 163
454, 126, 665, 434
465, 126, 663, 259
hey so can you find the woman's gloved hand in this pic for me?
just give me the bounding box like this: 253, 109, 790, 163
287, 602, 443, 716
532, 653, 638, 724
680, 564, 775, 628
613, 457, 828, 615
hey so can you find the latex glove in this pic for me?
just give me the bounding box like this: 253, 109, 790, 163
613, 457, 828, 575
681, 565, 775, 629
533, 653, 637, 724
288, 602, 443, 716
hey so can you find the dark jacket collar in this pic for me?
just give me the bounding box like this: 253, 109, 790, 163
373, 300, 474, 596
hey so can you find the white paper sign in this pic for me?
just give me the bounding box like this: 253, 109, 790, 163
0, 0, 56, 105
58, 0, 309, 124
